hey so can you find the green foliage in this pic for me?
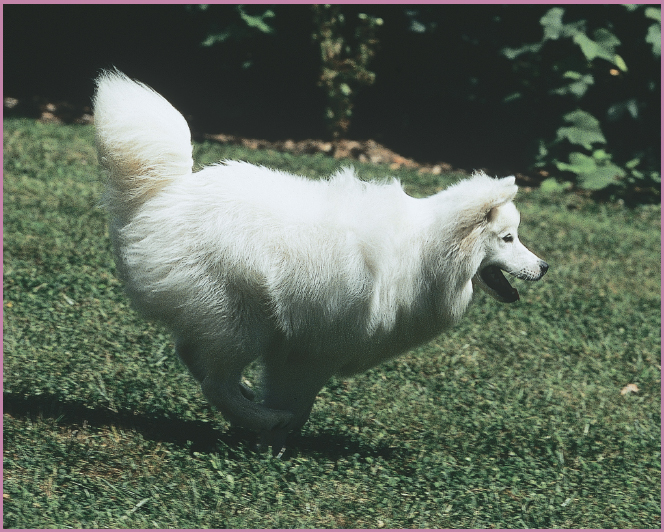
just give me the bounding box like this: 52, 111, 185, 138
192, 5, 275, 49
551, 71, 595, 99
190, 5, 382, 139
3, 120, 661, 528
555, 110, 606, 150
543, 108, 660, 198
539, 177, 572, 194
644, 7, 661, 56
236, 5, 275, 35
555, 150, 624, 191
550, 111, 622, 191
503, 6, 660, 200
312, 5, 383, 140
504, 7, 628, 72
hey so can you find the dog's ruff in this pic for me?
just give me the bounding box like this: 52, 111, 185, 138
93, 70, 548, 451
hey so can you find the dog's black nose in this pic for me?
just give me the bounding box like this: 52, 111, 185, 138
539, 260, 549, 275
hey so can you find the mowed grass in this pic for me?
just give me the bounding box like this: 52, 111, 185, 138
3, 118, 661, 528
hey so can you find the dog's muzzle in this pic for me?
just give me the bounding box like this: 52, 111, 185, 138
476, 260, 548, 303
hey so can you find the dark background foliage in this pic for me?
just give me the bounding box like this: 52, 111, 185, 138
3, 4, 660, 181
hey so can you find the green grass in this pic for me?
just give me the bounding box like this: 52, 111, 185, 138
3, 117, 661, 528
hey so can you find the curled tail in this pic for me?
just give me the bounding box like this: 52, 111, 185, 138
93, 69, 193, 221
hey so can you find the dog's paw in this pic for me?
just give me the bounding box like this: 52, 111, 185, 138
239, 382, 256, 401
255, 427, 294, 458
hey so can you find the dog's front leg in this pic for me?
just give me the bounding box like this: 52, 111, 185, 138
256, 352, 334, 455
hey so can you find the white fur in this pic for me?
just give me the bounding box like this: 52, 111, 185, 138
93, 70, 548, 451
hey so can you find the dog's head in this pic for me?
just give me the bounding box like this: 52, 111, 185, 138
473, 199, 548, 303
442, 172, 548, 303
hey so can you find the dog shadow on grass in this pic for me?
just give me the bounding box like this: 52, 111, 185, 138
3, 392, 398, 460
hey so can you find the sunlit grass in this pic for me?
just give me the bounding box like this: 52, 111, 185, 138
3, 118, 660, 528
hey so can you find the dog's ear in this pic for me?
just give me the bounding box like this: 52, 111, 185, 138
486, 205, 499, 223
485, 176, 517, 222
492, 175, 518, 205
441, 172, 519, 232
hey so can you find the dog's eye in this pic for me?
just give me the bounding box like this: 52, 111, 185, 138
502, 234, 514, 243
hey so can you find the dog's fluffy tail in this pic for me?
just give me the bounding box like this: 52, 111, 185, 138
93, 69, 193, 220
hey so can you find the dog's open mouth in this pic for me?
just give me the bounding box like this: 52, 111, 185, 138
478, 266, 519, 303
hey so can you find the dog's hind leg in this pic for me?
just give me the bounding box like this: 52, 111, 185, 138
201, 374, 294, 433
176, 338, 294, 432
239, 381, 256, 401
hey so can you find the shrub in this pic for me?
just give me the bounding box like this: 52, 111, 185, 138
503, 6, 660, 201
312, 5, 382, 141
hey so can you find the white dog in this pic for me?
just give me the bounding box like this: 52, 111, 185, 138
93, 70, 548, 452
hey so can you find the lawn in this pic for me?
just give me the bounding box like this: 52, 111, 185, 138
3, 118, 661, 528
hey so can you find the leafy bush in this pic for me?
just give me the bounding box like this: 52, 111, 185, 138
312, 5, 383, 140
190, 5, 382, 142
192, 4, 275, 49
503, 6, 660, 201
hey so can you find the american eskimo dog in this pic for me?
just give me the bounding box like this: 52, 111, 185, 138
93, 70, 548, 453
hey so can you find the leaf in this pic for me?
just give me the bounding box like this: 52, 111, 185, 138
238, 6, 275, 34
556, 110, 606, 149
572, 31, 628, 71
201, 31, 232, 47
593, 28, 621, 50
503, 92, 522, 103
645, 7, 661, 23
562, 71, 583, 80
573, 33, 608, 61
555, 152, 625, 190
614, 54, 628, 72
540, 177, 572, 193
577, 163, 625, 190
540, 7, 566, 40
539, 7, 585, 40
556, 152, 597, 175
592, 149, 610, 161
551, 73, 594, 98
646, 24, 661, 57
501, 42, 542, 60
